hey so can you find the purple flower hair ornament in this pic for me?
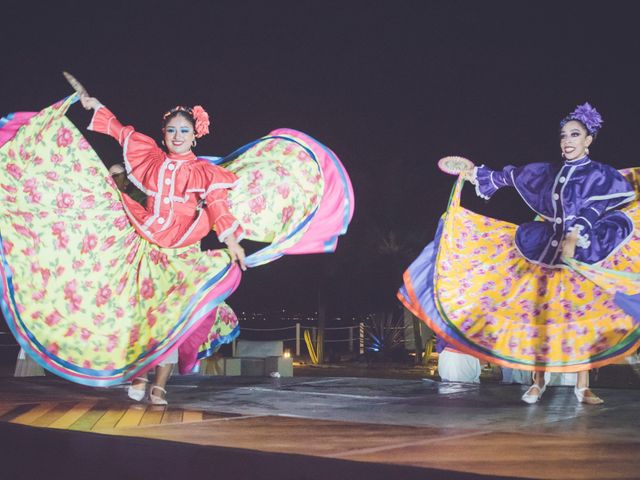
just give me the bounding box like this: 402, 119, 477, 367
560, 102, 603, 137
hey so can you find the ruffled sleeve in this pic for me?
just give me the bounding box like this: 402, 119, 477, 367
190, 162, 244, 242
88, 106, 165, 191
474, 165, 517, 200
572, 165, 636, 245
88, 106, 132, 145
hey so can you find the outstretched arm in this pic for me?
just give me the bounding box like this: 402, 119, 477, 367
463, 165, 517, 200
80, 95, 163, 188
82, 97, 135, 146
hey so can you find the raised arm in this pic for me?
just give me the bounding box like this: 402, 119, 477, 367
80, 96, 163, 188
464, 165, 518, 200
80, 96, 135, 146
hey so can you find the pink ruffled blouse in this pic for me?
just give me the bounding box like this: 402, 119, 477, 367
89, 106, 243, 248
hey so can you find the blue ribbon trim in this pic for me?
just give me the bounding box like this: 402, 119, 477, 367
196, 324, 241, 361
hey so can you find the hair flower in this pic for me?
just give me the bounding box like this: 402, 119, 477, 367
191, 105, 210, 138
560, 102, 603, 137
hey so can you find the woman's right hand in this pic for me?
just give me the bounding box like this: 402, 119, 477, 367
80, 95, 101, 111
460, 168, 477, 185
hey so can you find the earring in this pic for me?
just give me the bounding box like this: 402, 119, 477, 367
161, 140, 165, 146
561, 152, 565, 158
192, 139, 197, 147
585, 147, 589, 155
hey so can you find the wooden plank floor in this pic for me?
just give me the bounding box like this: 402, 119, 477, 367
1, 400, 234, 430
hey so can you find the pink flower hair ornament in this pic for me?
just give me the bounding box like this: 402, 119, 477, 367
191, 105, 210, 138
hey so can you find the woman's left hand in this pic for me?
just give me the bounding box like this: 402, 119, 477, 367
225, 235, 247, 271
80, 95, 101, 111
562, 230, 578, 259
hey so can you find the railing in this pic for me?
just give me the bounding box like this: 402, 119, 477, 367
239, 323, 369, 356
238, 323, 407, 357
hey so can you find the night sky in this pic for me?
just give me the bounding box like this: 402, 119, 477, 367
3, 1, 640, 315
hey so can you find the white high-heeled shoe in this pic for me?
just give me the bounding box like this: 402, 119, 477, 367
521, 383, 546, 404
127, 377, 148, 402
574, 386, 604, 405
149, 385, 168, 406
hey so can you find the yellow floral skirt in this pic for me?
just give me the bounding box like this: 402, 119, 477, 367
399, 178, 640, 372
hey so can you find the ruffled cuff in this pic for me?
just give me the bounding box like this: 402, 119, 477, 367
572, 206, 600, 249
87, 106, 132, 146
205, 192, 245, 244
86, 104, 105, 131
569, 224, 591, 249
218, 221, 245, 243
474, 165, 497, 200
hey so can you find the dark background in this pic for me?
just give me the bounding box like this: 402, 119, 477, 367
2, 0, 640, 315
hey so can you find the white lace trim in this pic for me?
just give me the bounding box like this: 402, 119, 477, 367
473, 166, 491, 199
569, 224, 591, 249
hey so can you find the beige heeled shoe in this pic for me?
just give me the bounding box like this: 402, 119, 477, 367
521, 383, 546, 404
574, 387, 604, 405
127, 377, 148, 402
149, 385, 168, 405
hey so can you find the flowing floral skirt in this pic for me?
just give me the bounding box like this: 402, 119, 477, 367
0, 95, 354, 386
399, 178, 640, 372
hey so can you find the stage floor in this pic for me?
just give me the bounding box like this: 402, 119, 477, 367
0, 375, 638, 479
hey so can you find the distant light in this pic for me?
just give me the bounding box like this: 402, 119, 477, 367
283, 349, 291, 358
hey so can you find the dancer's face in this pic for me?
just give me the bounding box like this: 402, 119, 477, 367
560, 120, 592, 161
163, 115, 195, 156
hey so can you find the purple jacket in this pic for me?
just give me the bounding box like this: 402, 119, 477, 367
475, 156, 635, 265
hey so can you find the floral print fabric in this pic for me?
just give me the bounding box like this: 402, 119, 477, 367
225, 133, 323, 247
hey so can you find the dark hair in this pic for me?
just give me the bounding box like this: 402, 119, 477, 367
162, 107, 195, 130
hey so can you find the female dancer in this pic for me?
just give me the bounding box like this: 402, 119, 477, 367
81, 95, 247, 403
399, 103, 640, 404
0, 84, 354, 404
